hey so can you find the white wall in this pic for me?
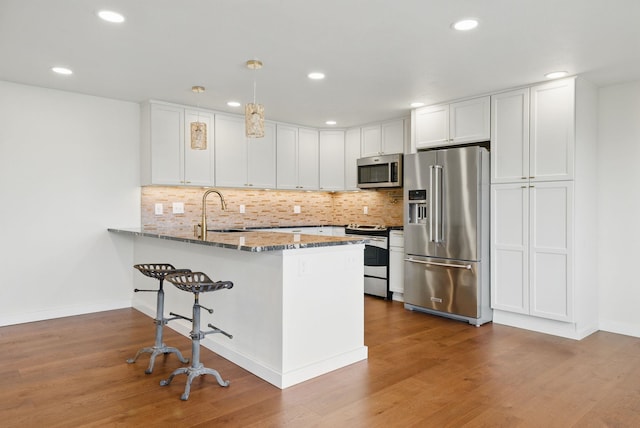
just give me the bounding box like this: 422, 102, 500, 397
0, 81, 140, 326
597, 80, 640, 337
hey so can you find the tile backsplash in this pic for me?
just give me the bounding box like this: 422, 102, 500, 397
141, 186, 403, 230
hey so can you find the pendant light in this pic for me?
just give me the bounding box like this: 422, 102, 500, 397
190, 85, 207, 150
245, 59, 265, 138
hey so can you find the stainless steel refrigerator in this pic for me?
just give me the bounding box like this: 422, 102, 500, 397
403, 145, 491, 326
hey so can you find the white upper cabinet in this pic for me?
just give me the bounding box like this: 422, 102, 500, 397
184, 109, 215, 185
344, 128, 361, 190
276, 125, 319, 190
491, 88, 530, 183
361, 124, 382, 157
141, 101, 214, 186
491, 79, 575, 184
319, 130, 345, 191
215, 114, 276, 188
297, 127, 320, 190
360, 118, 405, 157
413, 96, 490, 150
530, 78, 575, 182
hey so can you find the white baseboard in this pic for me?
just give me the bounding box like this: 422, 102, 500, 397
0, 300, 132, 327
599, 320, 640, 338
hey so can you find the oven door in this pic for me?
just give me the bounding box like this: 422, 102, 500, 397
361, 236, 389, 298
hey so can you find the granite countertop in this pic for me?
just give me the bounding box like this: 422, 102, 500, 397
108, 227, 367, 252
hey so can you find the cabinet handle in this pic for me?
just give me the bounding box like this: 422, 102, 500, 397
529, 176, 535, 179
521, 185, 527, 189
521, 177, 527, 180
529, 185, 535, 188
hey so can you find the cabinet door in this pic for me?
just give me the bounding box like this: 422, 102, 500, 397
150, 103, 183, 185
381, 119, 405, 154
414, 104, 449, 149
247, 122, 276, 188
276, 124, 298, 189
491, 183, 529, 314
530, 78, 575, 182
529, 181, 573, 321
184, 109, 214, 186
215, 114, 247, 187
389, 231, 405, 294
297, 127, 319, 190
491, 89, 530, 183
344, 128, 361, 190
361, 124, 382, 157
449, 96, 490, 144
319, 130, 345, 190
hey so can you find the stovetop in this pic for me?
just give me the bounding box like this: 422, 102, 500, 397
345, 224, 390, 236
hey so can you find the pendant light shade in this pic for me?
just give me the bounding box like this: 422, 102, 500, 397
245, 102, 265, 138
245, 59, 265, 138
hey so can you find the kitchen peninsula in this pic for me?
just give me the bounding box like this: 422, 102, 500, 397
109, 227, 367, 389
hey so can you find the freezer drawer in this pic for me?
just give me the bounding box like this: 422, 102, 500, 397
404, 256, 480, 319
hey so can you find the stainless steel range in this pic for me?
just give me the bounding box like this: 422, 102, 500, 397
345, 224, 390, 299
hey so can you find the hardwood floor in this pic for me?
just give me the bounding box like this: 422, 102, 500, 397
1, 296, 639, 427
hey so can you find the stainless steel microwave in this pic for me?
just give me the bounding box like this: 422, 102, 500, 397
357, 153, 403, 188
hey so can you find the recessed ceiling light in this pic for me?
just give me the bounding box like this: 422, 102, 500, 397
308, 72, 325, 80
452, 19, 479, 31
97, 10, 125, 23
227, 101, 241, 107
51, 66, 73, 75
410, 102, 425, 108
325, 120, 337, 125
545, 71, 569, 79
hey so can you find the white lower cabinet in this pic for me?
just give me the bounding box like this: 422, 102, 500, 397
491, 181, 573, 322
389, 230, 404, 299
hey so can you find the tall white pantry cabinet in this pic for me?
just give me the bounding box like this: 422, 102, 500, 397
490, 77, 598, 339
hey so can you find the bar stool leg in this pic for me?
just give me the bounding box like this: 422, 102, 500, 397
127, 278, 189, 373
160, 293, 229, 400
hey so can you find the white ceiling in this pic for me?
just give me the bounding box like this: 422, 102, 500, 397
2, 0, 640, 128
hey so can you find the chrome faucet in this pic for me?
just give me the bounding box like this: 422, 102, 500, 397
195, 189, 226, 240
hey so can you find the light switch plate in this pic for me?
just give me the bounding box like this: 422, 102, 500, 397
293, 205, 301, 214
363, 206, 368, 214
154, 203, 163, 215
239, 204, 246, 214
172, 202, 184, 214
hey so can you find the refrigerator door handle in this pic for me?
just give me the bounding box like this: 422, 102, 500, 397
405, 257, 472, 270
429, 165, 435, 243
434, 165, 443, 243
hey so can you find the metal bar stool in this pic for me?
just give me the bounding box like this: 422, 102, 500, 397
161, 271, 233, 400
127, 263, 190, 374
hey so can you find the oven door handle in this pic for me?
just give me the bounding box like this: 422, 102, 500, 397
404, 257, 471, 270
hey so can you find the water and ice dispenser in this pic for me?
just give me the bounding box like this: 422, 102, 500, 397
407, 189, 428, 224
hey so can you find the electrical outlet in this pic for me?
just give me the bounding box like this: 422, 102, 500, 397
154, 203, 163, 215
239, 204, 245, 214
172, 202, 184, 214
293, 205, 301, 214
363, 206, 368, 215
